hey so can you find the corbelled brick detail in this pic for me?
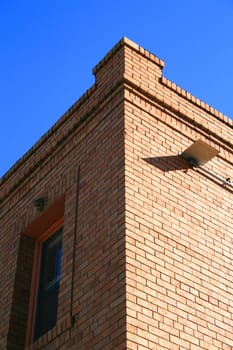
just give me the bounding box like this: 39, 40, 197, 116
1, 37, 233, 350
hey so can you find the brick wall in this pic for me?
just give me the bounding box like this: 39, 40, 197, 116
0, 41, 126, 350
1, 37, 233, 349
123, 39, 233, 349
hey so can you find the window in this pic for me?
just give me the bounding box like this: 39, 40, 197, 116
24, 197, 65, 345
33, 227, 63, 340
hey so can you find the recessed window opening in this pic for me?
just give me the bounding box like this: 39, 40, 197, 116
33, 227, 63, 341
23, 196, 65, 346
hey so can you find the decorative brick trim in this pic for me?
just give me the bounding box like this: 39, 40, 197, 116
0, 84, 96, 183
161, 76, 233, 128
1, 37, 232, 187
124, 78, 233, 154
93, 37, 165, 75
1, 81, 123, 202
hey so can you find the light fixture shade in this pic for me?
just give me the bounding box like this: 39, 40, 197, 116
181, 139, 219, 166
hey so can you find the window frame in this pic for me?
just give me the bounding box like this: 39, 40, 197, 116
25, 217, 64, 345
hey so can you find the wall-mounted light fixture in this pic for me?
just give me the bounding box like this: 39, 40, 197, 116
181, 140, 233, 188
181, 139, 219, 167
33, 196, 48, 212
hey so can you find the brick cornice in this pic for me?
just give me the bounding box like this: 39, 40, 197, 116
0, 81, 124, 205
123, 78, 233, 156
93, 37, 165, 76
0, 84, 97, 183
1, 38, 232, 191
161, 76, 233, 128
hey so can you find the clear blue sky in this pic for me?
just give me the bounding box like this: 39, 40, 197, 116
1, 0, 233, 178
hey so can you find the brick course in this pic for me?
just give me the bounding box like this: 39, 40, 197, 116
1, 37, 233, 349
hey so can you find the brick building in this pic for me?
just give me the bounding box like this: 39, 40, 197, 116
1, 37, 233, 350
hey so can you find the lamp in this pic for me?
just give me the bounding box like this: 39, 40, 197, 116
181, 139, 219, 167
34, 196, 48, 212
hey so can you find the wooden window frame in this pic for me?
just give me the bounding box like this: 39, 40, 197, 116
25, 217, 64, 346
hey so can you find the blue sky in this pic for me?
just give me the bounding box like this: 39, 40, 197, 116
1, 0, 233, 177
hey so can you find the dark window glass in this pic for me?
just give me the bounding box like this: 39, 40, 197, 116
34, 227, 63, 341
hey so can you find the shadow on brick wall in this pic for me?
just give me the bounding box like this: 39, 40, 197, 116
144, 156, 233, 193
143, 156, 190, 172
